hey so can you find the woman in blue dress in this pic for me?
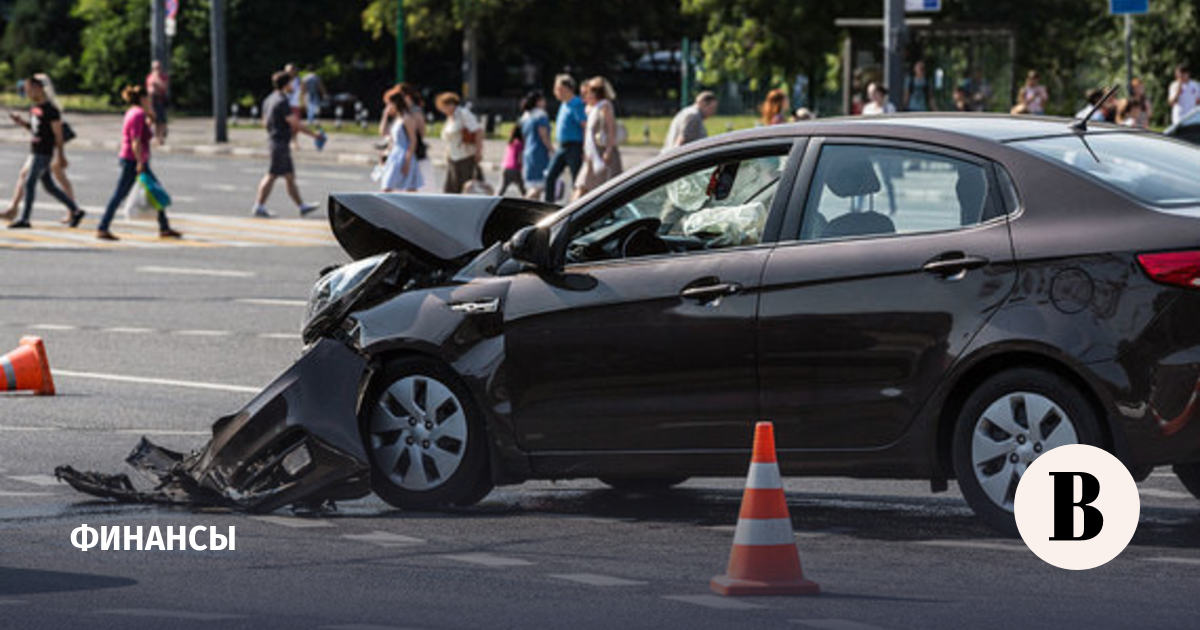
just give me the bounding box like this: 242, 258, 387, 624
380, 85, 423, 192
518, 91, 551, 199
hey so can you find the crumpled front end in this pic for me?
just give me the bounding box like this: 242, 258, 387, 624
56, 339, 371, 513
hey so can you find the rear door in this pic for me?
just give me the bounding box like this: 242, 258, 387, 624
758, 138, 1017, 453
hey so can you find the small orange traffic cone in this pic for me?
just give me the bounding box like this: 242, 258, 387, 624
710, 421, 819, 596
0, 336, 55, 395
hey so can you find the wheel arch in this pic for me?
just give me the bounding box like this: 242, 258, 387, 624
932, 348, 1117, 481
358, 347, 503, 490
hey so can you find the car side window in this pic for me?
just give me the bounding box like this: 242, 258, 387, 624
565, 153, 787, 265
799, 144, 1003, 242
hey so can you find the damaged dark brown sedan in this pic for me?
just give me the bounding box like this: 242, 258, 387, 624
60, 115, 1200, 533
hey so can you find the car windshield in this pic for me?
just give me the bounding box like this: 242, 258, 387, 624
1013, 132, 1200, 207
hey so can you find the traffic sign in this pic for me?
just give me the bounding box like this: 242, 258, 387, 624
906, 0, 941, 11
1110, 0, 1149, 14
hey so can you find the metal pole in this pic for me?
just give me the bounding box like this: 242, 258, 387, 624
461, 0, 478, 101
842, 33, 852, 115
680, 37, 691, 110
1124, 14, 1133, 95
396, 1, 405, 83
882, 0, 905, 109
210, 0, 228, 142
151, 0, 167, 68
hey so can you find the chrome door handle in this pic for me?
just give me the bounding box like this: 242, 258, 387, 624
922, 255, 989, 276
680, 282, 742, 300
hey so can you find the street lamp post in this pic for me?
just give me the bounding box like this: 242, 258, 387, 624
210, 0, 228, 142
396, 2, 405, 83
883, 0, 905, 109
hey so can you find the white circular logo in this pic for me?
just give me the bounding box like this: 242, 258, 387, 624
1013, 444, 1139, 570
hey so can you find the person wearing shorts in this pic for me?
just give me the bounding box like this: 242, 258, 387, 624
251, 71, 322, 218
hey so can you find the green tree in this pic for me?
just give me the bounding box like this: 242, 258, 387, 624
1, 0, 83, 91
681, 0, 869, 94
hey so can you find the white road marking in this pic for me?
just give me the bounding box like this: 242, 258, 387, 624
173, 329, 232, 337
103, 327, 155, 334
259, 332, 301, 340
1145, 556, 1200, 566
662, 594, 766, 610
548, 573, 647, 586
172, 195, 197, 203
304, 171, 369, 181
319, 619, 417, 624
441, 552, 533, 567
137, 265, 256, 278
200, 183, 239, 192
114, 429, 210, 436
0, 424, 59, 431
791, 620, 890, 630
250, 515, 335, 528
342, 531, 426, 547
163, 163, 216, 171
53, 369, 260, 394
236, 298, 307, 307
8, 474, 60, 487
0, 490, 54, 497
28, 323, 76, 331
1139, 487, 1192, 500
97, 609, 245, 621
918, 540, 1026, 553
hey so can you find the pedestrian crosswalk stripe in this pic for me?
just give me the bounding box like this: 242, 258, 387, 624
1, 205, 337, 249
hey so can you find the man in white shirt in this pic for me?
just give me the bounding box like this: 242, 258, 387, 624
861, 83, 896, 116
1169, 64, 1200, 125
662, 91, 717, 153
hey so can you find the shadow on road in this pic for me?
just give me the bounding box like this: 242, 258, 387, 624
0, 567, 136, 595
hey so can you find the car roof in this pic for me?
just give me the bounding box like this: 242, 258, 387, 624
796, 113, 1132, 142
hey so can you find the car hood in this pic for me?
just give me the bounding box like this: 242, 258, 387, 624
327, 193, 558, 268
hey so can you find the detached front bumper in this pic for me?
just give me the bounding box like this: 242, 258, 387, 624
57, 339, 372, 513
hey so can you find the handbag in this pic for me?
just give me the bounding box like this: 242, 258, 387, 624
137, 172, 171, 211
61, 121, 76, 144
415, 130, 428, 160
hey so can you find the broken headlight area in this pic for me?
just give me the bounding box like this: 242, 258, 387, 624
55, 339, 372, 514
302, 251, 452, 345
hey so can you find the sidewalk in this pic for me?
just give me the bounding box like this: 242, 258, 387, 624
0, 112, 661, 175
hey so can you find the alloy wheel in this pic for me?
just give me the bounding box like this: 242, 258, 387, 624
970, 391, 1078, 511
368, 375, 469, 492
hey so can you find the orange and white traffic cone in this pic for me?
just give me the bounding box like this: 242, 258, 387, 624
0, 336, 55, 395
710, 421, 819, 596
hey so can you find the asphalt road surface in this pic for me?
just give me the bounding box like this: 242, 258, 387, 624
1, 144, 1199, 629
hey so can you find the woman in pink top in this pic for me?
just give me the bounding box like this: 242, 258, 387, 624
498, 124, 524, 196
95, 84, 180, 241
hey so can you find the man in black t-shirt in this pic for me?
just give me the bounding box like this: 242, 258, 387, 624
250, 70, 324, 218
5, 75, 82, 228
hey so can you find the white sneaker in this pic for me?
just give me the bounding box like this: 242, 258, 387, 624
298, 202, 320, 216
252, 206, 276, 218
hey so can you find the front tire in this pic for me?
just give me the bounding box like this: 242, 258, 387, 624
951, 368, 1102, 535
362, 357, 492, 509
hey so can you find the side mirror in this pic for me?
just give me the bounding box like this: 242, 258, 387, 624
505, 225, 551, 270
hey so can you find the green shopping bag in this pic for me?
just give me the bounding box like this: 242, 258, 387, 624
137, 172, 172, 211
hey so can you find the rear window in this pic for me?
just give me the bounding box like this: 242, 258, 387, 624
1013, 132, 1200, 207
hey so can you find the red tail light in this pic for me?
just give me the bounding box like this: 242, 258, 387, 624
1137, 250, 1200, 289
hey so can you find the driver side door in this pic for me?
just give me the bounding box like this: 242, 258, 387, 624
503, 141, 803, 460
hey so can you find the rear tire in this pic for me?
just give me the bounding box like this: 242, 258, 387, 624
362, 357, 492, 510
1173, 463, 1200, 499
951, 368, 1102, 536
599, 477, 688, 492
